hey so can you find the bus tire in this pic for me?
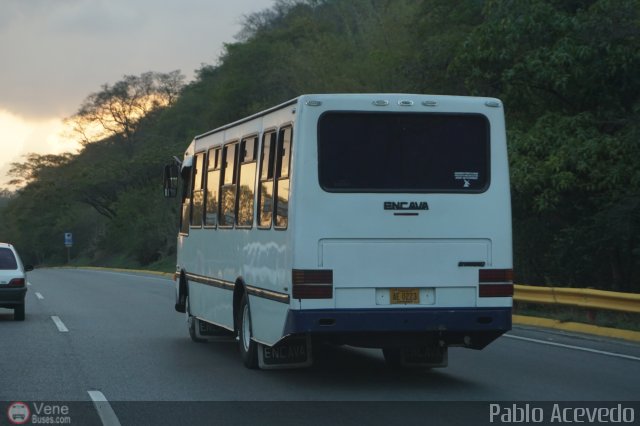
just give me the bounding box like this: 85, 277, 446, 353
237, 293, 258, 369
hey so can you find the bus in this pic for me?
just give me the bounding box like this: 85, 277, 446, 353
163, 93, 513, 369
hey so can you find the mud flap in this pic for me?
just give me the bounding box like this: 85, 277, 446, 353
401, 346, 448, 368
194, 318, 235, 341
258, 335, 313, 369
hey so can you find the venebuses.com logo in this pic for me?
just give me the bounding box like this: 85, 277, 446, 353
7, 402, 31, 425
6, 401, 71, 425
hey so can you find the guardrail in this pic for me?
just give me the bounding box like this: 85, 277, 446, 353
514, 284, 640, 314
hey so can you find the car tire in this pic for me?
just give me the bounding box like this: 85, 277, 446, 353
237, 293, 258, 369
14, 303, 25, 321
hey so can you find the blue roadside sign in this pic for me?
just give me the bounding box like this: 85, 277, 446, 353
64, 232, 73, 247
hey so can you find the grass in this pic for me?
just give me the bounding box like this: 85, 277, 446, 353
514, 302, 640, 333
145, 256, 177, 274
49, 253, 176, 274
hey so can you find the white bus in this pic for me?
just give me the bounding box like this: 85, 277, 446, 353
163, 93, 513, 369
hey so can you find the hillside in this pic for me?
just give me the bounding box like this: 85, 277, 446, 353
1, 0, 638, 291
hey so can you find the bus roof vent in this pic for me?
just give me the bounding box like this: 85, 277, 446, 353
398, 100, 414, 107
306, 100, 322, 107
422, 100, 438, 107
485, 100, 501, 108
372, 99, 389, 107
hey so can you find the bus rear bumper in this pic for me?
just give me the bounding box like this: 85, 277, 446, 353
282, 307, 512, 349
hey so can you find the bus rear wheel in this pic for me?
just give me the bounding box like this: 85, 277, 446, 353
237, 293, 258, 369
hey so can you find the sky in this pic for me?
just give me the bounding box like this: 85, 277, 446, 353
0, 0, 275, 188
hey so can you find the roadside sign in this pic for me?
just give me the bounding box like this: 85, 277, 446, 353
64, 232, 73, 247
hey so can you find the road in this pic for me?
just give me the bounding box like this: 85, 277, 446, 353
1, 268, 639, 425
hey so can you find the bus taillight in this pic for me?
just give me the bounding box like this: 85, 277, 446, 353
479, 269, 513, 297
292, 269, 333, 299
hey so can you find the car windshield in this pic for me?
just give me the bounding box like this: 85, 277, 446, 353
0, 248, 18, 270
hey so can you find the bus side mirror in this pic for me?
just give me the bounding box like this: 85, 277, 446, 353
163, 164, 179, 198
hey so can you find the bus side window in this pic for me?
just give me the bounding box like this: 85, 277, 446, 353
191, 152, 205, 228
275, 126, 292, 229
237, 136, 257, 227
219, 142, 238, 227
204, 148, 221, 227
258, 131, 276, 228
179, 165, 192, 235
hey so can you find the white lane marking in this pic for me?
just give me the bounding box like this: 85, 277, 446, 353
505, 334, 640, 362
27, 281, 32, 286
35, 292, 44, 300
51, 316, 69, 332
88, 391, 122, 426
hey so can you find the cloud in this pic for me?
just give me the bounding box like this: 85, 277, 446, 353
0, 0, 274, 188
0, 0, 138, 118
46, 1, 142, 36
0, 0, 274, 119
0, 109, 81, 187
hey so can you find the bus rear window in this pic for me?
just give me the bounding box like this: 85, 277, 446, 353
318, 112, 489, 193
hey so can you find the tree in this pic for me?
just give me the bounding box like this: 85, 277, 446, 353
411, 0, 486, 94
3, 0, 638, 288
0, 189, 13, 210
66, 71, 185, 146
6, 153, 74, 188
455, 0, 640, 290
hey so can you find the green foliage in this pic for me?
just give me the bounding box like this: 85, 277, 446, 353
456, 0, 640, 118
411, 0, 486, 94
100, 184, 178, 265
0, 189, 12, 209
6, 153, 74, 187
453, 0, 640, 289
1, 0, 638, 292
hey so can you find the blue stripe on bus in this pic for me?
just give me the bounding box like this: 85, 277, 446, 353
283, 307, 512, 335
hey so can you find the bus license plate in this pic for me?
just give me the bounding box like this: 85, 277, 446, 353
390, 288, 420, 304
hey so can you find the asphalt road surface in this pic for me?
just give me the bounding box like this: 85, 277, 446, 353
1, 268, 639, 425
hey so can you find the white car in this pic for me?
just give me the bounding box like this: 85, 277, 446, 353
0, 243, 33, 321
